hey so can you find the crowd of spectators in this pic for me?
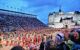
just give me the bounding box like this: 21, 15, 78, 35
1, 28, 79, 50
0, 15, 47, 32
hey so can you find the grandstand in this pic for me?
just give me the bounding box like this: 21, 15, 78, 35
0, 9, 47, 32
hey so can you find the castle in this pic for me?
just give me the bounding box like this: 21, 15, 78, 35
48, 9, 80, 28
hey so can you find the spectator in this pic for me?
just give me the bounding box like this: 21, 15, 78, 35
45, 36, 56, 50
29, 41, 37, 50
11, 46, 25, 50
55, 32, 70, 50
39, 37, 45, 50
69, 29, 80, 50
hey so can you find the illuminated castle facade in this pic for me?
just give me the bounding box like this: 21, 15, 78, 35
48, 10, 80, 28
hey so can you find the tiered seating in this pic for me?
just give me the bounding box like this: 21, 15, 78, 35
0, 14, 47, 32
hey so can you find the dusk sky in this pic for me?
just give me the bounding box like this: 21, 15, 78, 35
0, 0, 80, 24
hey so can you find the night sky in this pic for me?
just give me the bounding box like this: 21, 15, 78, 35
0, 0, 80, 24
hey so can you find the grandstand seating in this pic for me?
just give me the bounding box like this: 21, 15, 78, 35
0, 9, 47, 32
